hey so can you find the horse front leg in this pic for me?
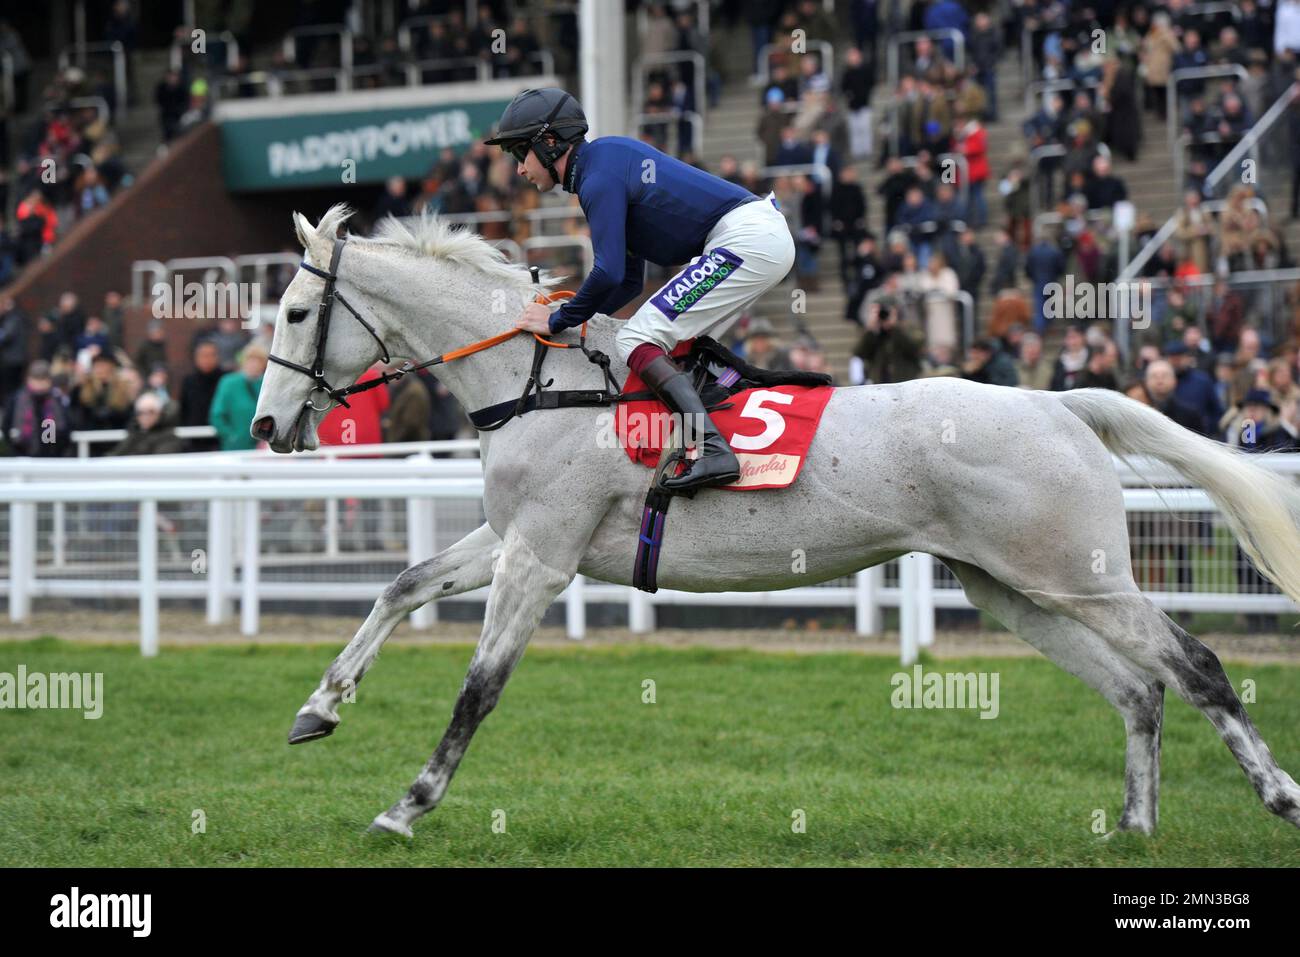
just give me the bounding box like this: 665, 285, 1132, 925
288, 522, 502, 744
368, 525, 572, 837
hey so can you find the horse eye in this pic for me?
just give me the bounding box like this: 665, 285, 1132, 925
287, 307, 309, 324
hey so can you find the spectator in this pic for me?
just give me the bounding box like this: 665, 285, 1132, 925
382, 362, 433, 443
1, 360, 71, 457
969, 11, 1002, 121
840, 45, 873, 158
845, 233, 884, 322
72, 351, 133, 446
1015, 332, 1054, 390
829, 166, 867, 285
16, 188, 57, 262
918, 252, 961, 352
179, 339, 224, 452
757, 88, 790, 165
317, 363, 390, 448
1224, 389, 1297, 450
1144, 358, 1203, 431
209, 341, 266, 451
155, 69, 188, 142
738, 318, 789, 370
854, 299, 925, 383
1141, 14, 1180, 118
1084, 155, 1127, 211
1075, 341, 1121, 390
954, 114, 989, 227
961, 338, 1018, 387
374, 176, 413, 220
1049, 325, 1090, 391
108, 392, 185, 456
133, 318, 169, 374
1026, 229, 1066, 335
1165, 340, 1224, 436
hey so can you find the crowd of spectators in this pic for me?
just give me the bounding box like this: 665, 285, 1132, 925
0, 286, 468, 460
1, 15, 135, 289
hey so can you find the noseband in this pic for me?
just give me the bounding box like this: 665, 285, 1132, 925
268, 235, 624, 428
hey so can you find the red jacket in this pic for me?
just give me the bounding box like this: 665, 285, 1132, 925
957, 124, 989, 184
317, 366, 390, 453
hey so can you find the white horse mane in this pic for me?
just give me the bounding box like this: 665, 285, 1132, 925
299, 203, 555, 292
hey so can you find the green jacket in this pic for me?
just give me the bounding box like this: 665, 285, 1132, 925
209, 371, 261, 451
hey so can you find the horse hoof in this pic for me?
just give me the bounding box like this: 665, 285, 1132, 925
367, 816, 413, 838
288, 711, 338, 745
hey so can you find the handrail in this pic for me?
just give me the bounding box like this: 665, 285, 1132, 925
1166, 64, 1249, 147
1020, 22, 1063, 86
170, 30, 240, 73
760, 162, 833, 199
57, 41, 126, 116
1122, 81, 1300, 282
633, 109, 704, 156
1024, 76, 1101, 114
886, 29, 965, 90
633, 50, 707, 123
1174, 130, 1259, 198
404, 56, 488, 85
47, 95, 111, 129
283, 24, 354, 91
756, 39, 836, 89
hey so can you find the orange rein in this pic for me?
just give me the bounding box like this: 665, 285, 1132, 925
429, 289, 578, 365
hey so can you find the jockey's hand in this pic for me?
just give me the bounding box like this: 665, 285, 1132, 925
515, 302, 553, 335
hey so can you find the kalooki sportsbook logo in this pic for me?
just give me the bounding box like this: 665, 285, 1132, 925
651, 247, 745, 319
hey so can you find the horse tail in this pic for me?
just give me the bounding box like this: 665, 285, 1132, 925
1056, 387, 1300, 606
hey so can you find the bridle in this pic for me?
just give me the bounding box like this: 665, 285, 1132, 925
269, 235, 624, 429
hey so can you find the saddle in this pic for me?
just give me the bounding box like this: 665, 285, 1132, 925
627, 337, 833, 594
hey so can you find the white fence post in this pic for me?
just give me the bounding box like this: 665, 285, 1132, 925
628, 587, 654, 633
9, 499, 35, 622
899, 553, 920, 665
206, 499, 231, 624
139, 500, 159, 656
855, 566, 880, 635
406, 493, 437, 630
917, 554, 935, 648
566, 575, 586, 639
240, 498, 260, 636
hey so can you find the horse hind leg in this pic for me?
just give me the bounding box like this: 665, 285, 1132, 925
946, 561, 1164, 834
1033, 588, 1300, 829
289, 522, 501, 744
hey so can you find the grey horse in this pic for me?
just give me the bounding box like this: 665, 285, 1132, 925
251, 207, 1300, 838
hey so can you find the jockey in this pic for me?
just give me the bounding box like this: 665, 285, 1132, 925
484, 87, 796, 492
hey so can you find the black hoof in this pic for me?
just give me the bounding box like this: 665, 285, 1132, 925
288, 711, 337, 745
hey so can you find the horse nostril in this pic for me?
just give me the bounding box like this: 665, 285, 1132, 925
252, 416, 275, 440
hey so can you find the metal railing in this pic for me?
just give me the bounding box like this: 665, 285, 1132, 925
130, 256, 239, 305
633, 109, 704, 156
1024, 76, 1101, 115
1121, 81, 1300, 283
633, 50, 707, 122
759, 162, 833, 199
57, 41, 126, 116
521, 235, 593, 276
755, 39, 836, 89
886, 30, 965, 90
1166, 65, 1249, 148
47, 95, 111, 130
169, 30, 240, 73
1175, 130, 1259, 201
283, 24, 354, 90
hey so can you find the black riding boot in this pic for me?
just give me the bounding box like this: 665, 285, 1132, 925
638, 354, 740, 491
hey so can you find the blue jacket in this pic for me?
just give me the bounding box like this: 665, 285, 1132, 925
1173, 367, 1224, 436
549, 137, 760, 332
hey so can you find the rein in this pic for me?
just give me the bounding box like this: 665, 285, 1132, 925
271, 236, 625, 427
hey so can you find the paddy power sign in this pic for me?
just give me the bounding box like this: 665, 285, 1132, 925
217, 80, 549, 191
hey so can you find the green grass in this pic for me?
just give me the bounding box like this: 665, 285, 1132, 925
1, 638, 1298, 866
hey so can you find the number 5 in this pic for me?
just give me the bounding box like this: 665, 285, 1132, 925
730, 390, 793, 451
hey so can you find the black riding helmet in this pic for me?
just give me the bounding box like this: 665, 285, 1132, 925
483, 88, 588, 185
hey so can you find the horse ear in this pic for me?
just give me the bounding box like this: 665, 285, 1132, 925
292, 211, 330, 267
